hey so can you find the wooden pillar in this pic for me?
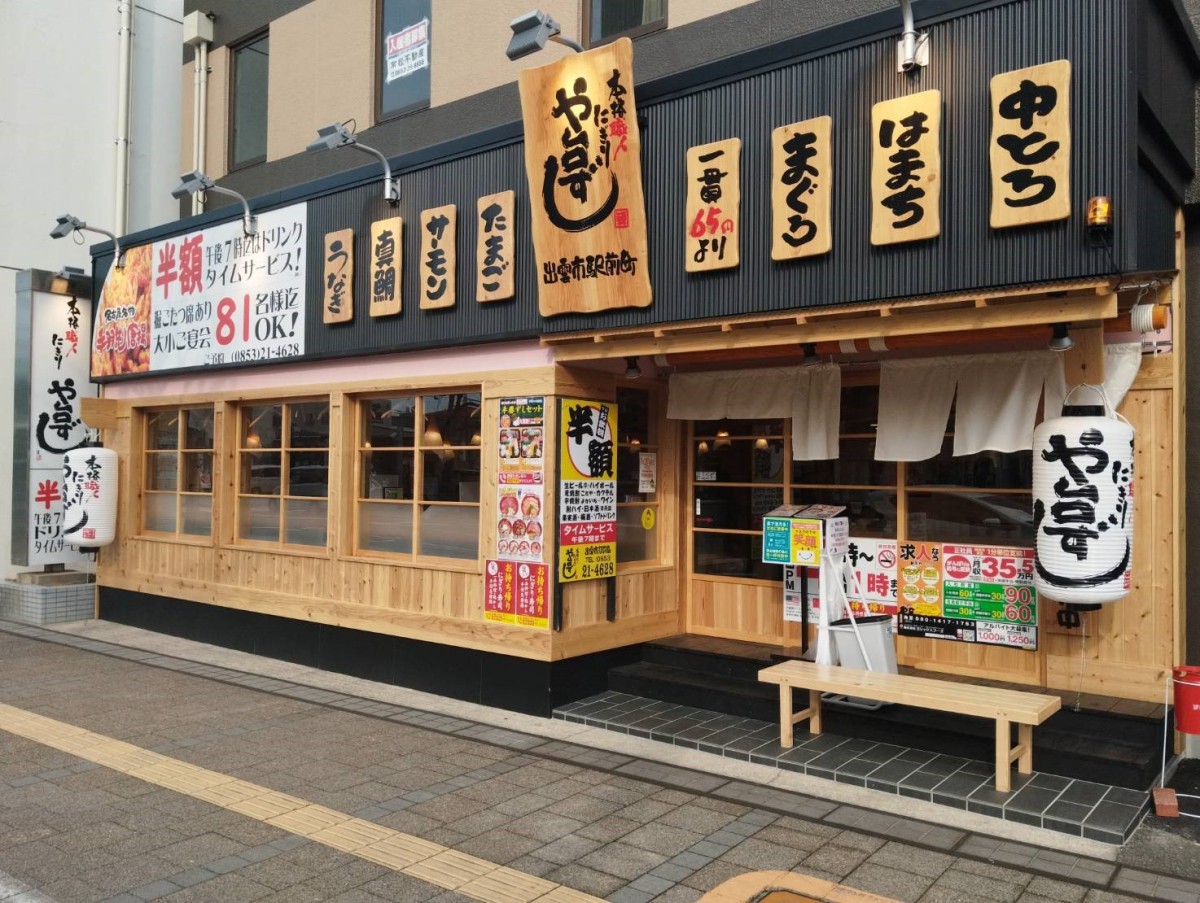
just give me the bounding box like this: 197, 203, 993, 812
1061, 317, 1106, 389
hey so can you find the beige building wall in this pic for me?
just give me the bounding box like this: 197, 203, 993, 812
268, 0, 374, 162
179, 46, 230, 180
432, 0, 582, 107
668, 0, 757, 29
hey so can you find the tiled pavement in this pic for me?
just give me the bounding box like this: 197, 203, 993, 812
0, 620, 1195, 903
554, 693, 1149, 844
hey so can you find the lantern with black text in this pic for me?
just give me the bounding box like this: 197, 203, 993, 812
1032, 406, 1134, 604
62, 447, 118, 548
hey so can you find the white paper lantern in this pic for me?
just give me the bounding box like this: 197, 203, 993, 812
62, 447, 118, 547
1032, 407, 1134, 604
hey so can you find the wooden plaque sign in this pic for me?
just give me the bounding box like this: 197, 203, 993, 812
517, 36, 652, 316
322, 228, 354, 324
990, 60, 1071, 228
685, 138, 741, 272
770, 117, 832, 260
870, 90, 941, 246
369, 216, 403, 317
476, 191, 515, 302
419, 204, 456, 310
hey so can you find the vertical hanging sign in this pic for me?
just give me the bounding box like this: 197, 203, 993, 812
989, 60, 1071, 228
771, 117, 832, 260
322, 229, 354, 324
518, 37, 652, 316
495, 397, 545, 564
420, 204, 456, 309
870, 90, 941, 245
477, 191, 515, 302
369, 217, 403, 317
685, 138, 741, 271
557, 398, 617, 582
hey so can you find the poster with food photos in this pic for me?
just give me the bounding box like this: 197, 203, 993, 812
496, 397, 545, 563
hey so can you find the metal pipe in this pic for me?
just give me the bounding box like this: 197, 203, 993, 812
898, 0, 918, 71
113, 0, 133, 235
195, 41, 209, 215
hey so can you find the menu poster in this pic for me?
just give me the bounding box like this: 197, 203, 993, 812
91, 203, 307, 379
484, 559, 549, 630
897, 541, 942, 616
496, 397, 545, 563
558, 398, 617, 583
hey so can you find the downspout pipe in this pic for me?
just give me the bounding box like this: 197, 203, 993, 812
114, 0, 133, 236
194, 41, 209, 216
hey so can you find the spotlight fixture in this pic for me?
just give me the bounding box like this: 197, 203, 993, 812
307, 122, 399, 205
171, 170, 257, 235
624, 356, 642, 379
801, 342, 821, 367
505, 9, 583, 61
50, 215, 125, 267
1049, 323, 1074, 352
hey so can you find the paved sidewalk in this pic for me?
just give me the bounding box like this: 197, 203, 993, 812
0, 619, 1191, 902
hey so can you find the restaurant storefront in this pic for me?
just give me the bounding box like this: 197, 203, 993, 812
82, 0, 1197, 716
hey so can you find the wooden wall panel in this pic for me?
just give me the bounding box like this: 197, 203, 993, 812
688, 578, 785, 644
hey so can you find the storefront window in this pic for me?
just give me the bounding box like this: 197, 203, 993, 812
616, 386, 660, 563
693, 419, 784, 580
689, 383, 1034, 580
356, 392, 480, 560
236, 400, 329, 547
142, 407, 214, 537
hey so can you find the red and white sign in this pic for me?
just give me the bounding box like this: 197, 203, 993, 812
90, 203, 307, 379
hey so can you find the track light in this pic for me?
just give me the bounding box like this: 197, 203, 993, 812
624, 356, 642, 379
307, 122, 399, 205
1049, 323, 1074, 351
50, 215, 124, 267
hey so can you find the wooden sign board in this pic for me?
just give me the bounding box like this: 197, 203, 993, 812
477, 191, 515, 302
517, 36, 652, 317
685, 138, 741, 272
322, 228, 354, 324
871, 90, 941, 246
419, 204, 456, 310
369, 217, 403, 317
990, 60, 1071, 228
771, 117, 832, 260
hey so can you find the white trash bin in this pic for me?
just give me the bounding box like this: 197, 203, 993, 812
828, 614, 898, 674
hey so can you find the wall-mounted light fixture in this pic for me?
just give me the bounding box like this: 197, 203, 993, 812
897, 0, 929, 72
50, 215, 125, 267
1086, 195, 1114, 235
307, 122, 399, 205
624, 356, 642, 379
505, 9, 583, 60
171, 170, 257, 236
1048, 323, 1074, 352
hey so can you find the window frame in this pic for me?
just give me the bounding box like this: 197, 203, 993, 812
139, 405, 216, 542
688, 377, 1034, 586
583, 0, 667, 49
228, 30, 270, 171
233, 398, 331, 551
374, 0, 433, 125
353, 389, 482, 565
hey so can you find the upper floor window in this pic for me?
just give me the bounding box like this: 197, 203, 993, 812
230, 32, 269, 169
377, 0, 432, 121
142, 407, 214, 538
584, 0, 666, 47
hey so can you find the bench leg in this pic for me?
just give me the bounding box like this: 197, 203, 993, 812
808, 690, 822, 735
1017, 724, 1033, 775
995, 719, 1011, 793
779, 685, 794, 748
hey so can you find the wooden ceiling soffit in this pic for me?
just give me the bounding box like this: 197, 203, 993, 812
545, 281, 1117, 361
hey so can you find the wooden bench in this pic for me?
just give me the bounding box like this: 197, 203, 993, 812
758, 661, 1061, 792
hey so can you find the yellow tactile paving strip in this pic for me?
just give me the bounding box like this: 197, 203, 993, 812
0, 701, 600, 903
0, 701, 894, 903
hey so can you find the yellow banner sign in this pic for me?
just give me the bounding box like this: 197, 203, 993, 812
557, 398, 617, 583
